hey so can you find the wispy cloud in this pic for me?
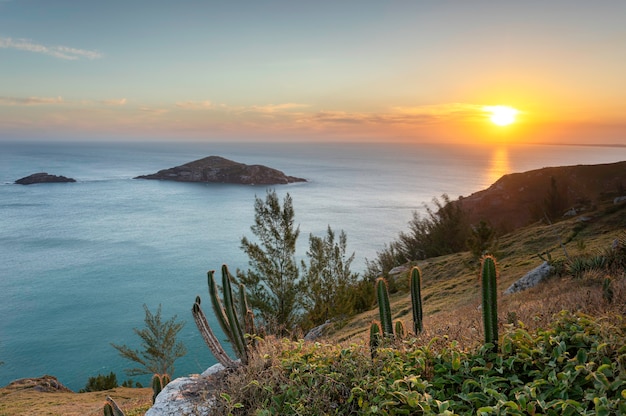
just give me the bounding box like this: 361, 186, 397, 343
99, 98, 127, 106
0, 96, 64, 105
0, 37, 102, 60
175, 100, 213, 110
248, 103, 309, 113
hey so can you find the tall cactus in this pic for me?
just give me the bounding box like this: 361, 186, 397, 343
375, 278, 394, 337
192, 264, 254, 368
151, 373, 170, 404
104, 396, 125, 416
369, 321, 382, 358
409, 266, 423, 335
481, 255, 499, 347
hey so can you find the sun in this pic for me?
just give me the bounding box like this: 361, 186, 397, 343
484, 105, 518, 126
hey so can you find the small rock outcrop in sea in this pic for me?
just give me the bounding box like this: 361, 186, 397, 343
135, 156, 306, 185
15, 172, 76, 185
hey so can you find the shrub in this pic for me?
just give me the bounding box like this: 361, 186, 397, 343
80, 371, 118, 392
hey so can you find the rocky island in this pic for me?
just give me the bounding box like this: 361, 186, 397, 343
134, 156, 306, 185
15, 173, 76, 185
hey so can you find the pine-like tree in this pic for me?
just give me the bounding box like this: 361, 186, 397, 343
111, 304, 186, 377
237, 190, 302, 335
301, 226, 358, 328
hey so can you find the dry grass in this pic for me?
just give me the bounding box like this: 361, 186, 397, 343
0, 386, 152, 416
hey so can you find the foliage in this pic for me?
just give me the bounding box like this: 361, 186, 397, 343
301, 226, 359, 328
111, 304, 187, 377
80, 372, 118, 393
237, 190, 303, 335
215, 312, 626, 415
193, 265, 255, 368
543, 175, 567, 222
365, 194, 469, 279
466, 220, 497, 260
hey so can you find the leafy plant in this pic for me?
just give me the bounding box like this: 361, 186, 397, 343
111, 304, 187, 377
80, 371, 118, 393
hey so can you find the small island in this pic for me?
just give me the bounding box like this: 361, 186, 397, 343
134, 156, 306, 185
15, 173, 76, 185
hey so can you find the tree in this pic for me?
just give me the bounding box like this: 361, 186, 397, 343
237, 190, 302, 335
301, 226, 359, 328
466, 220, 497, 260
111, 304, 186, 377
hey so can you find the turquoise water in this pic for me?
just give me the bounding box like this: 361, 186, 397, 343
0, 140, 624, 390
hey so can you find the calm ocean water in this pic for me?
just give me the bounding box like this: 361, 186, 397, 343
0, 140, 624, 390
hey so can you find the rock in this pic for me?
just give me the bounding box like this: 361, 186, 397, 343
3, 375, 73, 393
504, 261, 554, 295
304, 320, 332, 341
146, 364, 226, 416
135, 156, 306, 185
15, 172, 76, 185
614, 196, 626, 204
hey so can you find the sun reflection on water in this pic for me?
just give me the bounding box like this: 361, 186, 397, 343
485, 147, 511, 187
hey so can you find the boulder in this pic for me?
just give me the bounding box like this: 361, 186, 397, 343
146, 364, 226, 416
504, 261, 554, 295
135, 156, 306, 185
15, 172, 76, 185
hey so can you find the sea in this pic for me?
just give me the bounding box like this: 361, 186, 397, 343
0, 140, 624, 390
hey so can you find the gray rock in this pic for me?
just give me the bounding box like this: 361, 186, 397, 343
614, 196, 626, 204
15, 172, 76, 185
135, 156, 306, 185
504, 261, 554, 295
146, 364, 226, 416
304, 320, 332, 341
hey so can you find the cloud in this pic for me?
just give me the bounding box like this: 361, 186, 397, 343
100, 98, 127, 106
175, 100, 213, 110
0, 96, 64, 105
0, 37, 102, 60
248, 103, 310, 113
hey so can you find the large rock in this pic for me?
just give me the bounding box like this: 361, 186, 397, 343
504, 261, 554, 295
3, 375, 73, 393
145, 364, 226, 416
15, 172, 76, 185
135, 156, 306, 185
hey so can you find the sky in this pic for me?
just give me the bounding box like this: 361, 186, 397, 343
1, 1, 625, 144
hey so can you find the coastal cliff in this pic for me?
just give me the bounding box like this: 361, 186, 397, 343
135, 156, 306, 185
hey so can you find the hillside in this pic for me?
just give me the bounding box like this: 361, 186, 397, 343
456, 160, 626, 231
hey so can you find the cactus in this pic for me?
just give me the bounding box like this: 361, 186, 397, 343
151, 373, 170, 404
375, 278, 394, 338
104, 396, 125, 416
394, 320, 406, 339
481, 255, 499, 347
369, 321, 382, 358
192, 264, 254, 368
409, 266, 423, 335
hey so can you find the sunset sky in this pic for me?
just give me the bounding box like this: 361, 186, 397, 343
1, 1, 625, 144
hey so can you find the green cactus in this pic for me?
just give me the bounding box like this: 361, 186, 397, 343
375, 278, 394, 338
192, 264, 254, 368
409, 266, 424, 335
394, 320, 406, 339
104, 396, 125, 416
151, 373, 170, 404
369, 321, 382, 358
480, 255, 499, 348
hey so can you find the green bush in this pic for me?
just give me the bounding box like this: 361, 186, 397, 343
221, 312, 626, 415
80, 371, 118, 392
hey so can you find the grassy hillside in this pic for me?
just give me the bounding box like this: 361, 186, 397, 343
1, 194, 624, 415
211, 200, 626, 415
